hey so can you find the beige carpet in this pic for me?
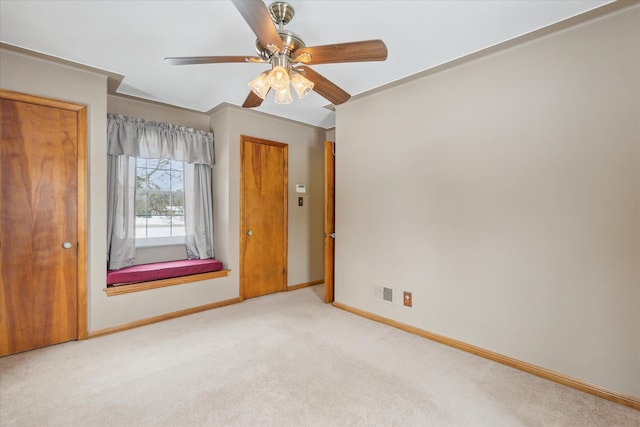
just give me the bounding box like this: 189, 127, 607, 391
1, 285, 638, 426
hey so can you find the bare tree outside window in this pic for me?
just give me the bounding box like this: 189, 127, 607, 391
135, 158, 185, 240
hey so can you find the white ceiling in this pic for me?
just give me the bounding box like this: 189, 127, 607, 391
0, 0, 613, 128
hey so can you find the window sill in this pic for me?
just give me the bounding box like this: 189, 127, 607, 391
104, 269, 230, 296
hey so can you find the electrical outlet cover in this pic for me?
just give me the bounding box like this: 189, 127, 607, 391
403, 291, 412, 307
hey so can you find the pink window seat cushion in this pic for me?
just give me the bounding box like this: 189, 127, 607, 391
107, 259, 223, 286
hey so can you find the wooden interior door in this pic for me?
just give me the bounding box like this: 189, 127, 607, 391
0, 90, 87, 356
240, 135, 288, 299
324, 141, 335, 303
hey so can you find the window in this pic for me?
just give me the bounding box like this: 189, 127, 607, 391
135, 158, 185, 247
107, 113, 214, 271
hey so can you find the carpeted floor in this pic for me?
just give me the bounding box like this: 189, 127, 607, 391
1, 285, 638, 426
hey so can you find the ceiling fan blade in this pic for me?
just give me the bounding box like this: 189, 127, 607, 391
296, 66, 350, 105
164, 56, 261, 65
231, 0, 284, 53
295, 40, 388, 65
242, 89, 268, 108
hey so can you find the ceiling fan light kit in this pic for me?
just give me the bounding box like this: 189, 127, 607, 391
248, 55, 314, 104
165, 0, 388, 108
290, 71, 314, 99
274, 86, 293, 104
247, 71, 271, 99
267, 64, 290, 91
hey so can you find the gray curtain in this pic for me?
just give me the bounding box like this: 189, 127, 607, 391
107, 113, 215, 270
184, 163, 214, 259
106, 154, 136, 270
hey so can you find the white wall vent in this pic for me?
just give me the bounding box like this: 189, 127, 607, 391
373, 285, 393, 304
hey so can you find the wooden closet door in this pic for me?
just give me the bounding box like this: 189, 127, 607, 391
0, 91, 86, 356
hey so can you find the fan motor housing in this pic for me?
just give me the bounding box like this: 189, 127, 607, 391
255, 30, 305, 59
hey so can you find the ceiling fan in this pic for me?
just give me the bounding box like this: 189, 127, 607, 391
164, 0, 388, 108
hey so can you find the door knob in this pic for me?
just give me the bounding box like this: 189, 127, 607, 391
247, 230, 253, 236
62, 241, 73, 249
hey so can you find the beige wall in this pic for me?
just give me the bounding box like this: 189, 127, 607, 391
210, 106, 325, 288
1, 47, 110, 332
1, 48, 325, 332
326, 128, 335, 142
335, 5, 640, 397
108, 95, 211, 130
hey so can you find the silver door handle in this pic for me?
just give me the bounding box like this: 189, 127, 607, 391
247, 230, 253, 236
62, 241, 73, 249
329, 233, 335, 239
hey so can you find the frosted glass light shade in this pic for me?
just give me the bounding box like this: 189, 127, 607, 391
248, 71, 270, 99
274, 86, 293, 104
291, 72, 314, 99
268, 66, 290, 91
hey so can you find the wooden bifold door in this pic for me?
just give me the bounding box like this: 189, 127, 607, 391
0, 90, 87, 356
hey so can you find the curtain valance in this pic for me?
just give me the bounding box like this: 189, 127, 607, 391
107, 113, 214, 166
